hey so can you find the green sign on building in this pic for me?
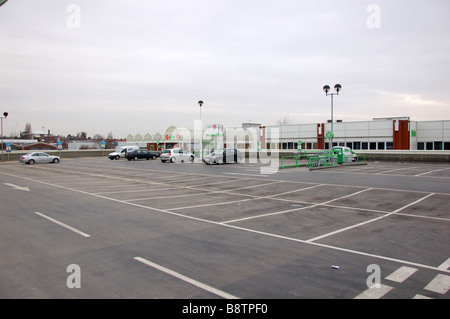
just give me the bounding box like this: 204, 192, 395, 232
325, 131, 334, 139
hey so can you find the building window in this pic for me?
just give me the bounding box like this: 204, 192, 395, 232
417, 142, 425, 150
378, 142, 385, 150
362, 142, 368, 150
288, 142, 294, 149
434, 141, 443, 150
426, 142, 433, 150
353, 142, 361, 150
386, 142, 393, 150
370, 142, 377, 150
346, 142, 353, 149
444, 142, 450, 150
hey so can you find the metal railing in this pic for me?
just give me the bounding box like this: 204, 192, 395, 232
280, 154, 308, 169
280, 150, 367, 170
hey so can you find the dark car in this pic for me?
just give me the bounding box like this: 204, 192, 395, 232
125, 149, 160, 161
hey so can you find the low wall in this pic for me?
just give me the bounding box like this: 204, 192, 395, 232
1, 149, 449, 163
244, 150, 450, 163
0, 149, 115, 162
355, 150, 450, 163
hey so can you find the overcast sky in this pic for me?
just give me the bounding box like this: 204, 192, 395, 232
1, 0, 449, 139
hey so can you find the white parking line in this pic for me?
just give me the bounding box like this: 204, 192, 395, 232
223, 188, 371, 224
223, 172, 269, 177
228, 180, 284, 191
169, 197, 254, 211
374, 167, 412, 175
385, 266, 418, 283
438, 258, 450, 271
134, 257, 239, 299
126, 191, 217, 202
424, 274, 450, 294
95, 187, 173, 195
415, 167, 450, 177
221, 205, 312, 224
306, 192, 434, 243
354, 284, 394, 299
189, 177, 244, 188
34, 212, 91, 238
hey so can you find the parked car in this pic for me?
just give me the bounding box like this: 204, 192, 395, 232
160, 148, 194, 163
125, 149, 160, 160
332, 146, 357, 162
203, 148, 242, 165
108, 146, 139, 160
19, 152, 60, 165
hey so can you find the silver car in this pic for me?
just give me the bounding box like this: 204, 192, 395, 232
19, 152, 60, 165
203, 148, 242, 165
160, 148, 194, 163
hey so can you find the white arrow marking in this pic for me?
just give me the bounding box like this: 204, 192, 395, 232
3, 183, 30, 192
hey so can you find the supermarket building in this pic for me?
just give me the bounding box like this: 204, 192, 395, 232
124, 117, 450, 153
260, 117, 450, 151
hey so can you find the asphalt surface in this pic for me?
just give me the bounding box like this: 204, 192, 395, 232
0, 156, 449, 302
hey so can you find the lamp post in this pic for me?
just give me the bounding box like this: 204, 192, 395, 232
198, 100, 203, 160
198, 100, 203, 122
1, 112, 8, 161
323, 84, 342, 149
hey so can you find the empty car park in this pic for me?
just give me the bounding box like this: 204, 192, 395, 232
0, 157, 449, 302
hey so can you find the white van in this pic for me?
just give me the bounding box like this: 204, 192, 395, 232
108, 146, 139, 160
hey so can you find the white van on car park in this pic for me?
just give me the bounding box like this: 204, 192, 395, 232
108, 146, 139, 160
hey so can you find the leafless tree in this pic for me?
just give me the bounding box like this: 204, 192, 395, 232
276, 115, 293, 126
22, 123, 33, 139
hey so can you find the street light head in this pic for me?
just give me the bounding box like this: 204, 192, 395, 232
3, 112, 7, 118
198, 100, 203, 107
334, 84, 342, 93
323, 85, 330, 95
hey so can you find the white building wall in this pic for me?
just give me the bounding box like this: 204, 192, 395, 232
325, 120, 393, 140
416, 121, 449, 141
415, 120, 450, 150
